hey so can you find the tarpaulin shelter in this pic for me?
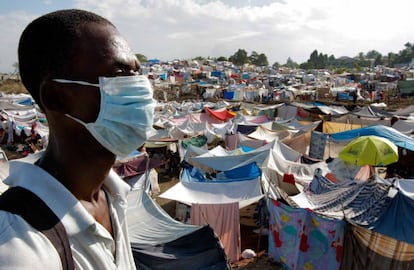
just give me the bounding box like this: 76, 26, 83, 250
205, 107, 236, 122
158, 162, 263, 263
330, 125, 414, 151
127, 188, 229, 269
188, 140, 275, 171
159, 163, 263, 208
349, 105, 394, 119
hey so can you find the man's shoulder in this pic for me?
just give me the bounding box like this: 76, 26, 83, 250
0, 210, 61, 268
0, 210, 20, 236
0, 210, 36, 239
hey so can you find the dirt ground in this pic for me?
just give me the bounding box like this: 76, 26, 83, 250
155, 171, 284, 270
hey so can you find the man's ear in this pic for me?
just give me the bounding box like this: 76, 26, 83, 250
39, 80, 69, 113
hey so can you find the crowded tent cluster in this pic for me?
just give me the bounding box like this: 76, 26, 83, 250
5, 7, 414, 270
141, 98, 414, 269
1, 86, 414, 268
70, 96, 414, 267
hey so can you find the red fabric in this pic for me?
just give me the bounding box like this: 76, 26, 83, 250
282, 173, 295, 184
205, 107, 235, 121
114, 155, 166, 179
325, 173, 337, 183
297, 107, 310, 118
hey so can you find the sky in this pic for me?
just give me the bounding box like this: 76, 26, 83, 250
1, 0, 413, 73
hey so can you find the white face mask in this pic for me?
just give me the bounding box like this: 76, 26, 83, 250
53, 75, 156, 157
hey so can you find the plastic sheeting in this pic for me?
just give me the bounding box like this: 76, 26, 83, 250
127, 189, 201, 245
189, 140, 281, 172
247, 125, 293, 143
127, 188, 230, 268
369, 191, 414, 246
158, 167, 263, 209
205, 107, 235, 122
131, 225, 229, 270
330, 124, 414, 151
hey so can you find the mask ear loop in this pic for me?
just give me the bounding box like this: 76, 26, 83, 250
53, 79, 99, 87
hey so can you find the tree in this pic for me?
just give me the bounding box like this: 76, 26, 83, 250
256, 53, 269, 66
135, 53, 147, 63
229, 49, 249, 66
216, 56, 227, 62
248, 51, 269, 66
272, 62, 280, 70
285, 57, 299, 69
365, 50, 383, 66
388, 52, 398, 67
249, 51, 259, 65
398, 42, 414, 64
304, 50, 328, 69
308, 49, 319, 69
12, 62, 20, 80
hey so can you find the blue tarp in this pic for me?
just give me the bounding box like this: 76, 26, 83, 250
369, 192, 414, 246
159, 73, 168, 80
330, 125, 414, 151
338, 92, 352, 101
223, 162, 261, 180
211, 71, 225, 80
223, 90, 234, 100
147, 59, 161, 64
17, 97, 33, 106
182, 162, 261, 183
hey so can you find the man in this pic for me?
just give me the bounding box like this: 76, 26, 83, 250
0, 9, 155, 269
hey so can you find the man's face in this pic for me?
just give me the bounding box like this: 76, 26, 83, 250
65, 22, 140, 123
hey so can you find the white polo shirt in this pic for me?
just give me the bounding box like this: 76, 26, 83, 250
0, 157, 136, 270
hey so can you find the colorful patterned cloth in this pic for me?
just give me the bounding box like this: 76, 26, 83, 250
268, 199, 345, 270
306, 175, 392, 225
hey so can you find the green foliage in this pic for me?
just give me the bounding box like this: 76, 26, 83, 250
216, 56, 228, 61
229, 49, 249, 65
284, 57, 299, 69
305, 50, 328, 69
249, 51, 269, 66
193, 56, 205, 61
389, 42, 414, 66
228, 49, 268, 66
135, 53, 148, 63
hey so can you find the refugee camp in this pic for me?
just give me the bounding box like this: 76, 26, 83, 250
2, 1, 414, 270
2, 51, 414, 269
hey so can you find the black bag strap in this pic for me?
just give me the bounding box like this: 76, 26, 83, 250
0, 187, 74, 270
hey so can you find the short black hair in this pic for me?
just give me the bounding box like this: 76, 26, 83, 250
18, 9, 114, 104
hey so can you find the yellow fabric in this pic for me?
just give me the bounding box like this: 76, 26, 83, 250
339, 135, 398, 166
323, 121, 363, 134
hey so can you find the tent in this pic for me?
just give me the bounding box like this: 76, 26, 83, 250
158, 162, 263, 263
159, 163, 263, 208
127, 188, 229, 269
205, 107, 236, 122
330, 125, 414, 151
